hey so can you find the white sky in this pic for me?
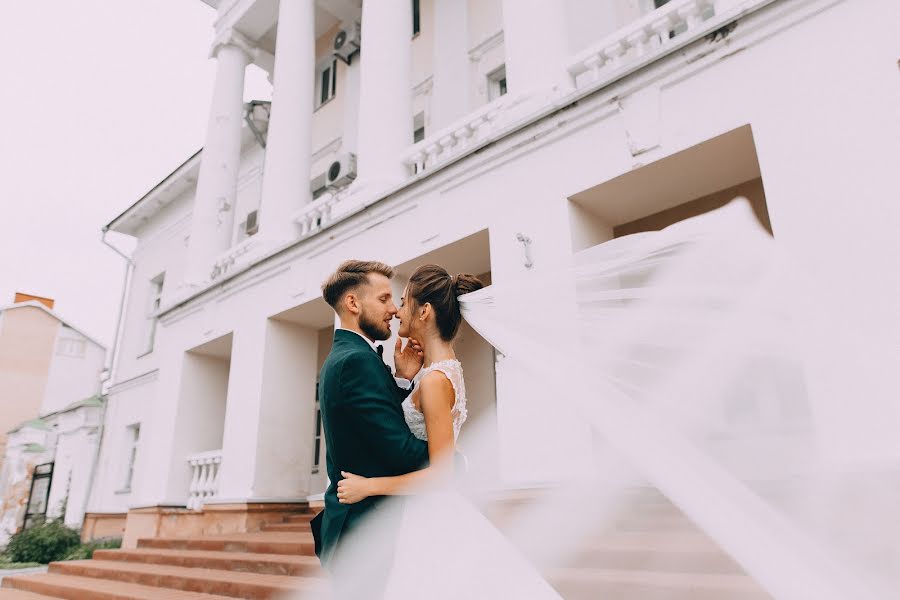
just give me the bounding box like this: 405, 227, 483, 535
0, 1, 271, 350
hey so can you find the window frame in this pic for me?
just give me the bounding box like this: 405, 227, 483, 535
315, 58, 338, 109
139, 272, 165, 357
487, 65, 508, 101
118, 423, 141, 493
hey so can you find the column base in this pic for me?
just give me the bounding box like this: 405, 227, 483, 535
121, 501, 312, 549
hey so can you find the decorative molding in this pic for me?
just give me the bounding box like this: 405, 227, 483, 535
210, 27, 256, 60
618, 85, 662, 156
413, 75, 434, 97
107, 369, 160, 395
468, 30, 504, 62
312, 137, 343, 162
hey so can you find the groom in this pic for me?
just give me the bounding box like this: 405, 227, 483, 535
310, 260, 429, 596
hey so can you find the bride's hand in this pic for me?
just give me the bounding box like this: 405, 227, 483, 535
394, 337, 424, 380
337, 471, 374, 504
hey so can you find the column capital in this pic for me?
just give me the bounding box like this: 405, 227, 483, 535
210, 28, 255, 61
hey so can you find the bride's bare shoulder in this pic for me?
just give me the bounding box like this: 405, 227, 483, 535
418, 370, 455, 413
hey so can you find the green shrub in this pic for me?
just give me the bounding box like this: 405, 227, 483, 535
0, 556, 42, 569
62, 537, 122, 561
5, 519, 81, 564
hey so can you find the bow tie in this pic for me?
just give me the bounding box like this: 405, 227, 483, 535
375, 345, 393, 376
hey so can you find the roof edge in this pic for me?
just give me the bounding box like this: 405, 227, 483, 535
0, 301, 107, 350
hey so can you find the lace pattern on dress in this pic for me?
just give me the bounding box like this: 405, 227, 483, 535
402, 359, 468, 441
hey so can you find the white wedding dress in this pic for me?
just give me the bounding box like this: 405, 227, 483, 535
402, 359, 468, 441
385, 360, 564, 600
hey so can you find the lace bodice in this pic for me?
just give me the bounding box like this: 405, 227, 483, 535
402, 359, 468, 441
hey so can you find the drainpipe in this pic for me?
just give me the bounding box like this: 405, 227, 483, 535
81, 228, 134, 520
100, 227, 134, 394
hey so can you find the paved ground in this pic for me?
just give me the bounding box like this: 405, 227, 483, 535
0, 567, 47, 584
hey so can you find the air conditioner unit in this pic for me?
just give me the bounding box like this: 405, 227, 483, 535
326, 153, 358, 189
333, 22, 361, 64
244, 210, 259, 235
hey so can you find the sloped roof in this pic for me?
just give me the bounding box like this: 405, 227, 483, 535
0, 301, 106, 350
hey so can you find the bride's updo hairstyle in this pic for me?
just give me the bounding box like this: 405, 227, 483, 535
407, 264, 484, 341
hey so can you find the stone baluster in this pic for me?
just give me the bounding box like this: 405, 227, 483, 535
679, 1, 705, 31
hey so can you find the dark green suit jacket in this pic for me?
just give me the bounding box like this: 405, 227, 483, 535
310, 329, 429, 569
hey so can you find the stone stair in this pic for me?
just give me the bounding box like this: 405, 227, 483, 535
1, 509, 326, 600
495, 489, 774, 600
1, 493, 773, 599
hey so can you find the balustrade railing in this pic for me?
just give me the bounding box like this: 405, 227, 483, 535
402, 92, 531, 177
186, 449, 222, 510
566, 0, 759, 91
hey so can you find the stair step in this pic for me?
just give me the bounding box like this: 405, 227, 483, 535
2, 572, 236, 600
93, 548, 323, 577
548, 568, 772, 600
137, 532, 315, 556
282, 513, 316, 524
0, 589, 59, 600
47, 560, 323, 600
258, 523, 311, 532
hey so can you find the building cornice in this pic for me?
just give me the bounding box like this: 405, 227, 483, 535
107, 369, 160, 395
104, 151, 202, 237
468, 30, 504, 62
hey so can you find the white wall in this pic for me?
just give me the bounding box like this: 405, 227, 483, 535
41, 327, 105, 415
87, 375, 154, 513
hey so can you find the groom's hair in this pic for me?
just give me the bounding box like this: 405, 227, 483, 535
322, 260, 395, 310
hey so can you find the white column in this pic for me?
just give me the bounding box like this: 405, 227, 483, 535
185, 31, 251, 284
217, 319, 319, 501
431, 0, 469, 130
257, 0, 316, 243
341, 40, 362, 155
500, 0, 571, 95
356, 0, 414, 185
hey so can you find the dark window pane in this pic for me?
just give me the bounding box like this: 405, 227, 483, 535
320, 67, 330, 104
412, 0, 421, 35
414, 127, 425, 143
499, 78, 507, 96
331, 60, 337, 96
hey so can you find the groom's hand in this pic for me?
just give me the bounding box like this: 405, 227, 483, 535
394, 337, 424, 380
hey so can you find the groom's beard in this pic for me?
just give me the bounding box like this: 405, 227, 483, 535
359, 308, 391, 342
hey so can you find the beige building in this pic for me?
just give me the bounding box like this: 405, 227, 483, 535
0, 294, 106, 459
0, 293, 107, 543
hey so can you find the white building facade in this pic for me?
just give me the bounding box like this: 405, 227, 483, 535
86, 0, 900, 547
